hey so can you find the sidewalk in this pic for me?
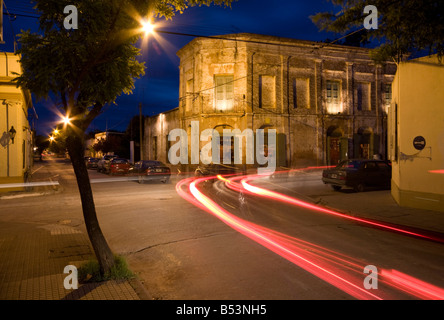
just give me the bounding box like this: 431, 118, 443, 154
0, 221, 145, 300
0, 159, 149, 300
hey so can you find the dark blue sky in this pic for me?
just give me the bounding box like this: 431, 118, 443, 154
2, 0, 343, 136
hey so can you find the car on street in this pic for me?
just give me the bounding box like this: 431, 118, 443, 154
33, 151, 42, 162
109, 158, 131, 175
97, 154, 119, 173
322, 159, 391, 192
85, 157, 99, 169
195, 163, 245, 177
129, 160, 171, 183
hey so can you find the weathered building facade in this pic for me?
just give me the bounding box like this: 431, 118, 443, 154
0, 53, 34, 192
145, 33, 397, 170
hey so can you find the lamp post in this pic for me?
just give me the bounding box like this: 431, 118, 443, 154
139, 102, 143, 161
137, 18, 156, 161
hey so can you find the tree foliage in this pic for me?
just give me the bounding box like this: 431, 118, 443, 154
16, 0, 234, 129
93, 135, 125, 156
311, 0, 444, 62
15, 0, 234, 275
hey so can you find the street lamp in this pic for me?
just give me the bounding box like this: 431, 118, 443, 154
137, 18, 156, 161
62, 116, 71, 126
140, 19, 155, 36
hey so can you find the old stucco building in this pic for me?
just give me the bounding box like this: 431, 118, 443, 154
388, 54, 444, 212
145, 33, 397, 170
0, 52, 34, 192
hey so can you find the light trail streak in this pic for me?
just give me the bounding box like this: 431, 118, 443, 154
381, 269, 444, 300
429, 170, 444, 174
226, 174, 444, 243
179, 176, 385, 300
176, 172, 444, 299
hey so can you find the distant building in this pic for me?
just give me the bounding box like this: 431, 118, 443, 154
0, 53, 34, 192
145, 33, 397, 170
388, 54, 444, 212
87, 131, 125, 158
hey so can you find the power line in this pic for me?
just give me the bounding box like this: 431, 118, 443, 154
3, 11, 38, 19
4, 9, 365, 52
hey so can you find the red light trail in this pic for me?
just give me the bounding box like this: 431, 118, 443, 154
429, 170, 444, 174
220, 174, 444, 244
176, 171, 444, 300
178, 176, 385, 300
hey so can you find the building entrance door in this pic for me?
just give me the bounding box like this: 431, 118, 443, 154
329, 137, 341, 165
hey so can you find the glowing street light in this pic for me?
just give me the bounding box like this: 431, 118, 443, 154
140, 19, 155, 36
62, 116, 71, 125
49, 136, 55, 142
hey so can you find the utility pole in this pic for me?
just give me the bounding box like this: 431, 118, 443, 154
0, 0, 4, 45
139, 102, 143, 161
130, 119, 134, 164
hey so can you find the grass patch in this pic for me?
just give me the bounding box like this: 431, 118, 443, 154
78, 254, 134, 283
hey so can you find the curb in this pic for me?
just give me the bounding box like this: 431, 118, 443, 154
0, 189, 62, 200
129, 278, 153, 300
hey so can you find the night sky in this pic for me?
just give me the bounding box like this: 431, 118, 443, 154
2, 0, 346, 136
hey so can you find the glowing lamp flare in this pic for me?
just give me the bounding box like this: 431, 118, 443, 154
62, 116, 71, 125
141, 20, 155, 35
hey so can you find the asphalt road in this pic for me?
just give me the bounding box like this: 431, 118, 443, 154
2, 157, 443, 300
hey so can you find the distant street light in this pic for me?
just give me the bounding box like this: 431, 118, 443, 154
62, 116, 71, 126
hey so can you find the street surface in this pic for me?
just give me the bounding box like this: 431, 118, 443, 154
1, 156, 443, 300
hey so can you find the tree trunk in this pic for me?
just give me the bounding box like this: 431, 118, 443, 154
66, 132, 115, 275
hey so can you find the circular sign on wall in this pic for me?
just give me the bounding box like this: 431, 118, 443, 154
413, 136, 426, 150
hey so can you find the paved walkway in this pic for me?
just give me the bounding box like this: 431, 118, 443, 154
0, 159, 148, 300
0, 221, 143, 300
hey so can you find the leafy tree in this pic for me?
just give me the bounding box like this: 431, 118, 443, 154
47, 126, 69, 155
34, 134, 50, 153
48, 135, 67, 155
15, 0, 234, 275
93, 134, 126, 156
311, 0, 444, 63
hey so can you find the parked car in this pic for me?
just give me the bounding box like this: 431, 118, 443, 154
33, 151, 42, 162
109, 158, 131, 175
195, 163, 245, 177
97, 155, 119, 173
85, 157, 99, 169
322, 159, 391, 192
129, 160, 171, 183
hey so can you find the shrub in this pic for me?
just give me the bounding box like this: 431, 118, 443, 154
78, 255, 134, 283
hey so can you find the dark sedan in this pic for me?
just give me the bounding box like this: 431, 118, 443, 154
322, 159, 391, 192
85, 157, 99, 169
130, 160, 171, 184
195, 163, 245, 177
